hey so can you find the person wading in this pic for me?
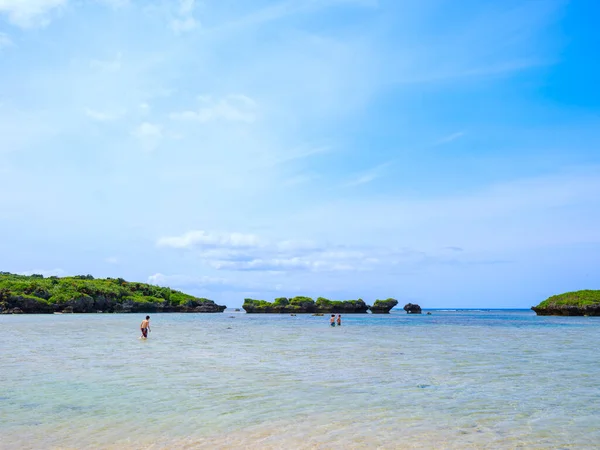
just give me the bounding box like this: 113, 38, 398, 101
140, 315, 151, 339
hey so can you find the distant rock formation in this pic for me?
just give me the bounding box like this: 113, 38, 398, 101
532, 290, 600, 316
403, 303, 422, 314
370, 298, 399, 314
243, 297, 369, 314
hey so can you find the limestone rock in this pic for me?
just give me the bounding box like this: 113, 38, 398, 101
403, 303, 422, 314
370, 298, 399, 314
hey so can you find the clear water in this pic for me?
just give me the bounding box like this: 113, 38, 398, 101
1, 310, 599, 449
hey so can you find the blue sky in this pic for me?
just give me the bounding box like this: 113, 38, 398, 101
1, 0, 599, 308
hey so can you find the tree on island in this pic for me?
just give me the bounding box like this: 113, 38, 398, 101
243, 297, 398, 314
0, 272, 227, 314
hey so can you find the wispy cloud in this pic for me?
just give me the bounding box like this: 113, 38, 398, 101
0, 0, 67, 28
390, 1, 564, 85
211, 0, 377, 33
147, 272, 270, 293
148, 273, 227, 288
396, 59, 552, 85
292, 166, 600, 254
344, 161, 393, 187
170, 0, 198, 33
17, 268, 66, 277
434, 131, 465, 146
155, 229, 492, 274
157, 230, 262, 249
131, 122, 163, 150
170, 94, 257, 123
268, 145, 332, 167
96, 0, 130, 7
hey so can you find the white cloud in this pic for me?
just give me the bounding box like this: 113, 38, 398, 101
17, 268, 66, 277
170, 0, 198, 33
105, 256, 119, 264
131, 122, 163, 150
276, 239, 320, 252
0, 0, 67, 28
177, 0, 195, 16
209, 257, 356, 272
155, 229, 475, 274
157, 230, 262, 249
147, 272, 226, 287
95, 0, 129, 8
170, 94, 257, 123
147, 272, 266, 293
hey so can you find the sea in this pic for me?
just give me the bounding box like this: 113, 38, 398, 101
1, 309, 599, 449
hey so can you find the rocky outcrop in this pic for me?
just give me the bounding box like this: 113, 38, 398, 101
370, 298, 399, 314
184, 299, 227, 313
244, 297, 369, 314
403, 303, 422, 314
531, 304, 600, 316
2, 296, 55, 314
0, 295, 226, 314
532, 290, 600, 316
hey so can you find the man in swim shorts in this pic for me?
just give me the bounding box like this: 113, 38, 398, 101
336, 314, 342, 326
140, 315, 150, 339
330, 314, 335, 327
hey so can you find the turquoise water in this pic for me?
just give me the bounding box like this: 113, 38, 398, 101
1, 310, 599, 449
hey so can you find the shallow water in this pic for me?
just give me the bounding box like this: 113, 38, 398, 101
1, 310, 599, 449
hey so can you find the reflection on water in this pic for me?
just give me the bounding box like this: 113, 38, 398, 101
1, 310, 599, 449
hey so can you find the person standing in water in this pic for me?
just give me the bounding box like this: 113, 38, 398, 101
336, 314, 342, 326
140, 315, 151, 339
330, 314, 336, 327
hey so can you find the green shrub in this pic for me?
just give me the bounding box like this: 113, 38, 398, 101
536, 290, 600, 308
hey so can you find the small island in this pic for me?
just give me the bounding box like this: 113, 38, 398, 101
243, 297, 399, 314
0, 272, 227, 314
370, 298, 399, 314
531, 290, 600, 316
403, 303, 422, 314
244, 297, 369, 314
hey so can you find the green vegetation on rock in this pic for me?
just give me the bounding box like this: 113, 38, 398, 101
370, 298, 399, 314
532, 290, 600, 316
0, 272, 226, 314
243, 296, 370, 313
